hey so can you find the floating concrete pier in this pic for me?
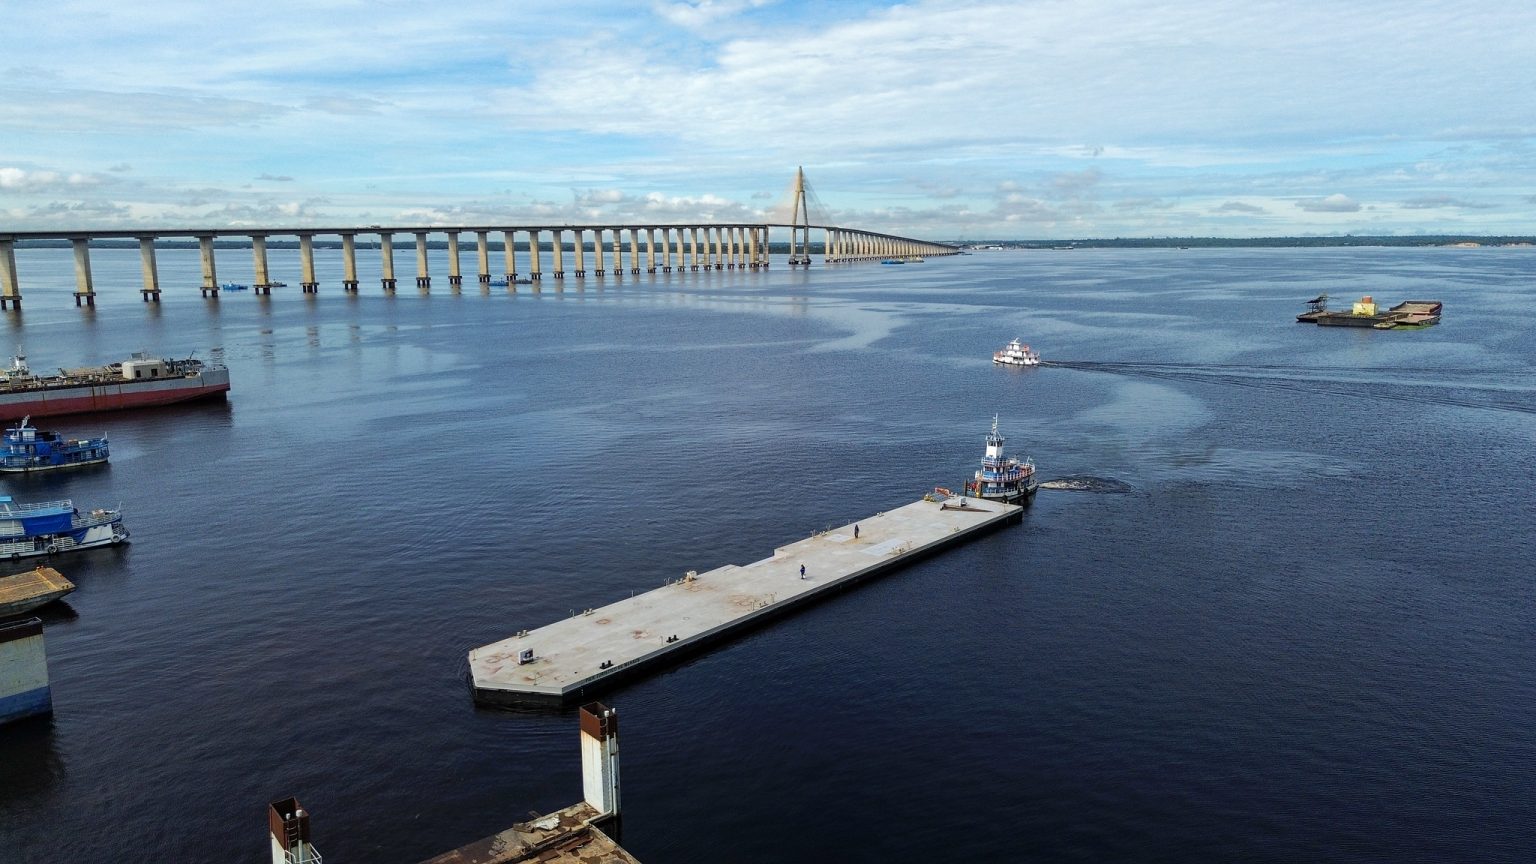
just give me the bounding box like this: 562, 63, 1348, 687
470, 496, 1020, 706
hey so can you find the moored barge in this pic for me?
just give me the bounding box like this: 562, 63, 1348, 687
0, 352, 229, 421
1299, 295, 1443, 329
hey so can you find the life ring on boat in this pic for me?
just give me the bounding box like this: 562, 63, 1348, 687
44, 544, 57, 555
8, 552, 17, 561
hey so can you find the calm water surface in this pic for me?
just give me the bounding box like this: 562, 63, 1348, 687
0, 246, 1533, 862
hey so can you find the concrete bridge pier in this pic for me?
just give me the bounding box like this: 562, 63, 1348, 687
573, 229, 587, 277
446, 231, 462, 288
299, 234, 319, 292
645, 228, 656, 273
379, 233, 397, 292
0, 239, 20, 310
688, 227, 700, 271
502, 230, 518, 285
300, 234, 322, 291
137, 237, 161, 302
252, 235, 273, 294
72, 238, 96, 307
198, 235, 219, 297
592, 229, 606, 276
528, 230, 542, 285
713, 226, 725, 270
610, 230, 623, 278
551, 229, 565, 280
627, 228, 640, 275
341, 234, 360, 291
749, 226, 762, 268
414, 232, 431, 289
475, 231, 490, 285
660, 228, 673, 272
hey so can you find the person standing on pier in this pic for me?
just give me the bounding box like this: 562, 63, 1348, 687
854, 524, 859, 540
800, 564, 806, 579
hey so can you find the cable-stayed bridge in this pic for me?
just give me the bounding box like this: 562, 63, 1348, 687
0, 169, 956, 309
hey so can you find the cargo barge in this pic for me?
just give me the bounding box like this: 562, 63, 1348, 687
1298, 295, 1442, 329
0, 352, 230, 421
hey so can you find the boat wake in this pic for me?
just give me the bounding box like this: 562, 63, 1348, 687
1044, 361, 1536, 417
1039, 475, 1134, 493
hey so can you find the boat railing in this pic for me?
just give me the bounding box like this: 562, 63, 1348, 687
0, 498, 74, 514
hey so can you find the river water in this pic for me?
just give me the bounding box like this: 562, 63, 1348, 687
0, 245, 1532, 862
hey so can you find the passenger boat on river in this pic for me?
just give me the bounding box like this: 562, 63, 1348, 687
0, 496, 128, 561
0, 417, 108, 473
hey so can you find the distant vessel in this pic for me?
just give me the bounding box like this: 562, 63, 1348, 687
0, 417, 108, 473
963, 417, 1038, 505
1299, 295, 1442, 329
992, 338, 1041, 366
881, 258, 906, 265
0, 352, 230, 421
0, 566, 76, 617
220, 282, 249, 291
0, 496, 128, 561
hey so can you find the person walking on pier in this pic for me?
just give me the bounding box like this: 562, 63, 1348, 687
799, 564, 806, 579
854, 524, 860, 540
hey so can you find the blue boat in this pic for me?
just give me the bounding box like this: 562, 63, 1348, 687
0, 496, 128, 561
0, 417, 109, 473
220, 282, 249, 291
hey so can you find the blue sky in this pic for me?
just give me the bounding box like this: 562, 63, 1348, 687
3, 0, 1534, 237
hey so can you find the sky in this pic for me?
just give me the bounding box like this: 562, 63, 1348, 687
2, 0, 1535, 239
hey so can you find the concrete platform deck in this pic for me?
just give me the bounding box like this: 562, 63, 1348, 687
470, 496, 1020, 705
419, 803, 637, 864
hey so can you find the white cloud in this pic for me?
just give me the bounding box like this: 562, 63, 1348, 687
1296, 194, 1361, 213
1, 1, 1534, 235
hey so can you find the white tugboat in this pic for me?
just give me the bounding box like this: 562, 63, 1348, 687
964, 416, 1038, 505
992, 338, 1041, 366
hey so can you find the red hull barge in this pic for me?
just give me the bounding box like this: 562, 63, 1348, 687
0, 353, 230, 422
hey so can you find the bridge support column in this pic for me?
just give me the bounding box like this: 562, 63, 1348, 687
379, 233, 396, 292
592, 230, 605, 276
447, 231, 462, 288
72, 238, 96, 307
552, 229, 565, 279
475, 232, 490, 285
341, 234, 359, 291
137, 237, 161, 302
625, 228, 638, 275
660, 228, 673, 272
502, 230, 518, 285
645, 228, 656, 273
610, 230, 622, 277
252, 235, 272, 294
573, 230, 586, 277
713, 226, 725, 270
300, 234, 319, 292
0, 239, 20, 310
198, 235, 219, 297
414, 232, 431, 289
528, 230, 542, 285
689, 227, 700, 270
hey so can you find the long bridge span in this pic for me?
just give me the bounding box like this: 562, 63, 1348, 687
0, 222, 957, 309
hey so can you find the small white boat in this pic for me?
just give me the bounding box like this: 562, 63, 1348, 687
992, 338, 1041, 366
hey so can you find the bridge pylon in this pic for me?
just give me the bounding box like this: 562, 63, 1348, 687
787, 166, 813, 267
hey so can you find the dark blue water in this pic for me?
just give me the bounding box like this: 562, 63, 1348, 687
1, 246, 1533, 863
